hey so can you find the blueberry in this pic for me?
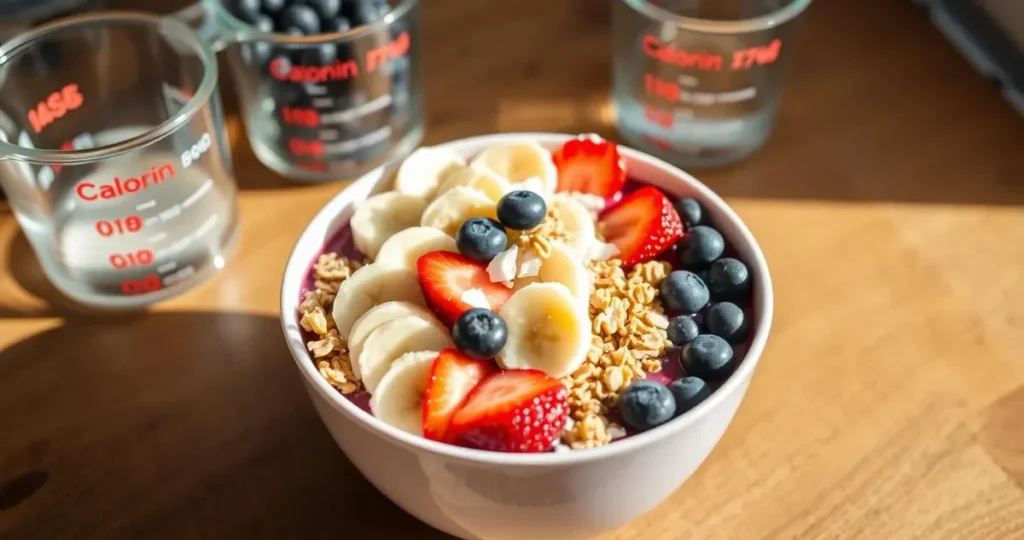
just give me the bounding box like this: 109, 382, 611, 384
705, 302, 747, 344
666, 315, 700, 346
673, 198, 704, 228
323, 16, 352, 33
303, 43, 338, 65
452, 308, 507, 359
617, 380, 676, 431
456, 217, 507, 262
668, 377, 711, 415
706, 258, 751, 300
682, 334, 734, 381
679, 226, 725, 269
496, 190, 547, 230
254, 14, 275, 33
233, 0, 262, 22
349, 0, 389, 25
279, 5, 321, 35
243, 41, 273, 66
283, 26, 305, 36
306, 0, 342, 19
260, 0, 286, 15
659, 270, 709, 315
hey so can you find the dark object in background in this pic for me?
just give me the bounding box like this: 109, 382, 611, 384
914, 0, 1024, 115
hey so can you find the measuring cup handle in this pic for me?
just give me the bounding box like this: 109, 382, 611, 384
171, 0, 245, 53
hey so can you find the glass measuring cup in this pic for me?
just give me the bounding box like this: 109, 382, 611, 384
0, 12, 239, 310
612, 0, 811, 168
181, 0, 422, 182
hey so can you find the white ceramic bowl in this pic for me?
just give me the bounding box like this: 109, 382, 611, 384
280, 133, 774, 540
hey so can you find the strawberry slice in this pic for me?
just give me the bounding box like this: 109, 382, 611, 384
598, 185, 683, 267
422, 349, 497, 442
417, 251, 514, 326
447, 369, 569, 453
552, 134, 627, 198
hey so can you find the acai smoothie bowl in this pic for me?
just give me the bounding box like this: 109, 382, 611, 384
280, 132, 773, 540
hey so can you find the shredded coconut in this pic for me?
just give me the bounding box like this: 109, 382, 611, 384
487, 245, 519, 283
460, 288, 490, 309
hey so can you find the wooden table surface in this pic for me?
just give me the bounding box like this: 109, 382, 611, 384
3, 0, 1024, 538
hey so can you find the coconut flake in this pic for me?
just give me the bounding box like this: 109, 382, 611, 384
518, 250, 542, 278
460, 288, 490, 309
487, 245, 519, 283
606, 424, 627, 440
588, 241, 620, 261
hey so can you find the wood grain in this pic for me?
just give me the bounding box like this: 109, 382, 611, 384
3, 0, 1024, 538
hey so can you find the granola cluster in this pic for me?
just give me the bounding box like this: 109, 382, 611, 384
299, 253, 364, 395
561, 259, 673, 449
515, 207, 568, 258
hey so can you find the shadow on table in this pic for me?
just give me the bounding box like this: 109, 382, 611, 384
0, 310, 455, 540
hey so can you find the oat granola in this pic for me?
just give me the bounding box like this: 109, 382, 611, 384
515, 208, 569, 258
301, 254, 364, 395
561, 259, 673, 449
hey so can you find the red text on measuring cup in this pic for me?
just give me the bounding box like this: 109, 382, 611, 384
288, 138, 325, 157
75, 163, 175, 201
281, 107, 319, 128
120, 274, 162, 295
95, 215, 143, 237
28, 84, 84, 134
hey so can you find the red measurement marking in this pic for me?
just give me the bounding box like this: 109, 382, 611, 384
288, 138, 325, 157
50, 140, 75, 175
120, 274, 162, 295
643, 35, 723, 72
76, 162, 175, 201
281, 107, 319, 128
731, 39, 782, 70
28, 84, 84, 134
642, 133, 673, 151
644, 106, 675, 129
269, 58, 358, 83
366, 31, 410, 72
95, 215, 143, 237
297, 161, 327, 172
109, 249, 153, 270
645, 73, 681, 102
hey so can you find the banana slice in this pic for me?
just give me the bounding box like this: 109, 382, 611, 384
331, 263, 428, 340
394, 146, 466, 200
470, 141, 558, 196
550, 194, 597, 257
370, 351, 438, 435
357, 315, 453, 393
497, 282, 591, 379
515, 241, 592, 306
434, 165, 512, 203
375, 226, 459, 271
420, 186, 499, 237
350, 192, 428, 261
347, 301, 439, 378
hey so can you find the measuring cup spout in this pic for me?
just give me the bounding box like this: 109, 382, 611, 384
172, 0, 242, 53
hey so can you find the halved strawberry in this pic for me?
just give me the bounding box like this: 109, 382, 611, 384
598, 185, 683, 267
447, 369, 569, 453
422, 349, 497, 442
552, 134, 627, 198
416, 251, 514, 326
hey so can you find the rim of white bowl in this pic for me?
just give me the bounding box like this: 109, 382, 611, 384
280, 132, 774, 466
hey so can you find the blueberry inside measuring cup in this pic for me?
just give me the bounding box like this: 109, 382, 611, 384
229, 0, 415, 178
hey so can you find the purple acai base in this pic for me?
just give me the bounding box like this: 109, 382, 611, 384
296, 178, 755, 445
